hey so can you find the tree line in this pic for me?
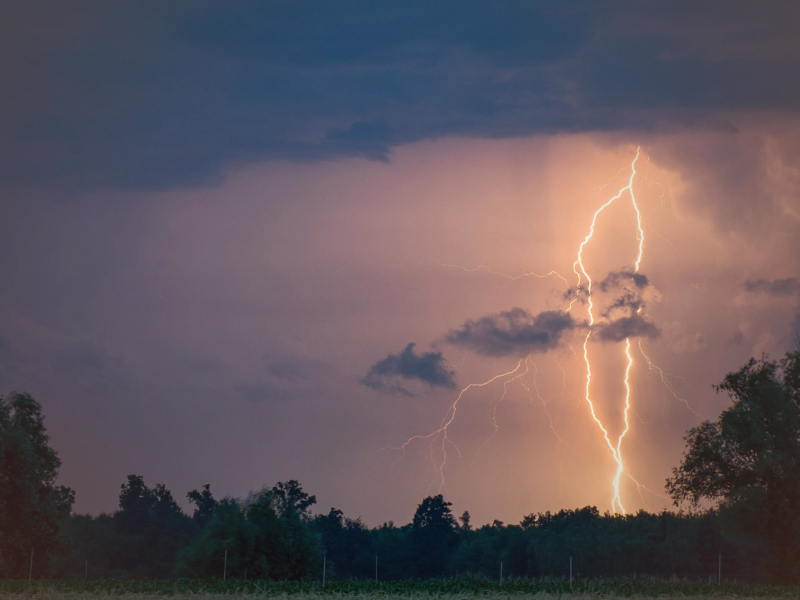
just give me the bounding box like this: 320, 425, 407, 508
1, 348, 799, 582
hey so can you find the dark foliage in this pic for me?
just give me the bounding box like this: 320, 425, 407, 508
5, 350, 800, 583
667, 349, 800, 581
0, 393, 74, 577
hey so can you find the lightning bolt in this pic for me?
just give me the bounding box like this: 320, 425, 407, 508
384, 360, 525, 491
638, 340, 703, 419
472, 359, 531, 463
423, 259, 570, 289
384, 146, 664, 514
571, 147, 643, 514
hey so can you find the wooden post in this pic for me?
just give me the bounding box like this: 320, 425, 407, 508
85, 559, 88, 579
569, 556, 573, 590
718, 553, 721, 584
323, 556, 326, 587
500, 560, 503, 584
223, 549, 227, 582
28, 549, 34, 584
375, 554, 378, 583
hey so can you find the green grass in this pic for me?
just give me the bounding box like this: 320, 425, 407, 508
1, 578, 799, 597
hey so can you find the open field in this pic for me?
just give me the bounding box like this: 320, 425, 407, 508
2, 580, 800, 598
2, 593, 800, 600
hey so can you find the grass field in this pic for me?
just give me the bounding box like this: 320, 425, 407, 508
1, 579, 800, 597
3, 595, 800, 600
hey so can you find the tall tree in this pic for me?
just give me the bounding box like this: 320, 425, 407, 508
187, 484, 217, 527
270, 480, 316, 519
666, 350, 800, 581
111, 475, 191, 577
0, 392, 74, 576
411, 494, 457, 578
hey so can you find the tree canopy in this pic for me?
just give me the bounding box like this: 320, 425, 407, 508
667, 349, 800, 580
7, 350, 800, 583
0, 392, 74, 577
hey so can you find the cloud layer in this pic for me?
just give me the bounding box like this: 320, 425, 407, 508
3, 2, 800, 192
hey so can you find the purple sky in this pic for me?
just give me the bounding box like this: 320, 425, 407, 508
1, 2, 799, 525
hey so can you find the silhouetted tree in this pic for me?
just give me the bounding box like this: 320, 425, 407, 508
178, 482, 319, 580
0, 392, 74, 577
271, 480, 316, 519
111, 475, 192, 577
411, 495, 457, 577
187, 484, 217, 527
667, 350, 800, 581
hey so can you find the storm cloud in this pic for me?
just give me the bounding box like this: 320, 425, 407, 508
3, 2, 800, 192
597, 271, 650, 293
361, 343, 456, 395
744, 278, 800, 297
445, 308, 578, 357
593, 315, 661, 343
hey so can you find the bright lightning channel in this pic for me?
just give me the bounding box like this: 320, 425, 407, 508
571, 147, 643, 514
386, 147, 659, 514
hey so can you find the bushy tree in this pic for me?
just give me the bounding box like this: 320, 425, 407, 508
110, 475, 192, 577
667, 350, 800, 581
187, 484, 217, 527
411, 494, 458, 577
178, 481, 320, 580
0, 392, 74, 577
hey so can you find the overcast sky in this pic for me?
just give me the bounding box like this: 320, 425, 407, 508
2, 1, 800, 525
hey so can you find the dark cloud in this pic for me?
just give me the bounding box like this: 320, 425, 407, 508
563, 271, 650, 307
728, 330, 745, 345
445, 308, 578, 357
597, 271, 650, 292
744, 277, 800, 296
744, 277, 800, 337
362, 343, 456, 394
593, 315, 661, 343
2, 1, 800, 192
600, 291, 645, 319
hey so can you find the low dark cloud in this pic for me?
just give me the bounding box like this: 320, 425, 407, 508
597, 271, 650, 292
744, 277, 800, 296
445, 308, 578, 357
563, 271, 650, 308
728, 330, 745, 346
362, 343, 456, 395
593, 315, 661, 343
600, 291, 646, 319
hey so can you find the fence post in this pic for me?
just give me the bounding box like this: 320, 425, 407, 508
375, 554, 378, 583
85, 559, 88, 579
500, 560, 503, 584
718, 553, 721, 584
569, 556, 573, 590
223, 549, 227, 582
323, 556, 326, 587
28, 549, 34, 584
